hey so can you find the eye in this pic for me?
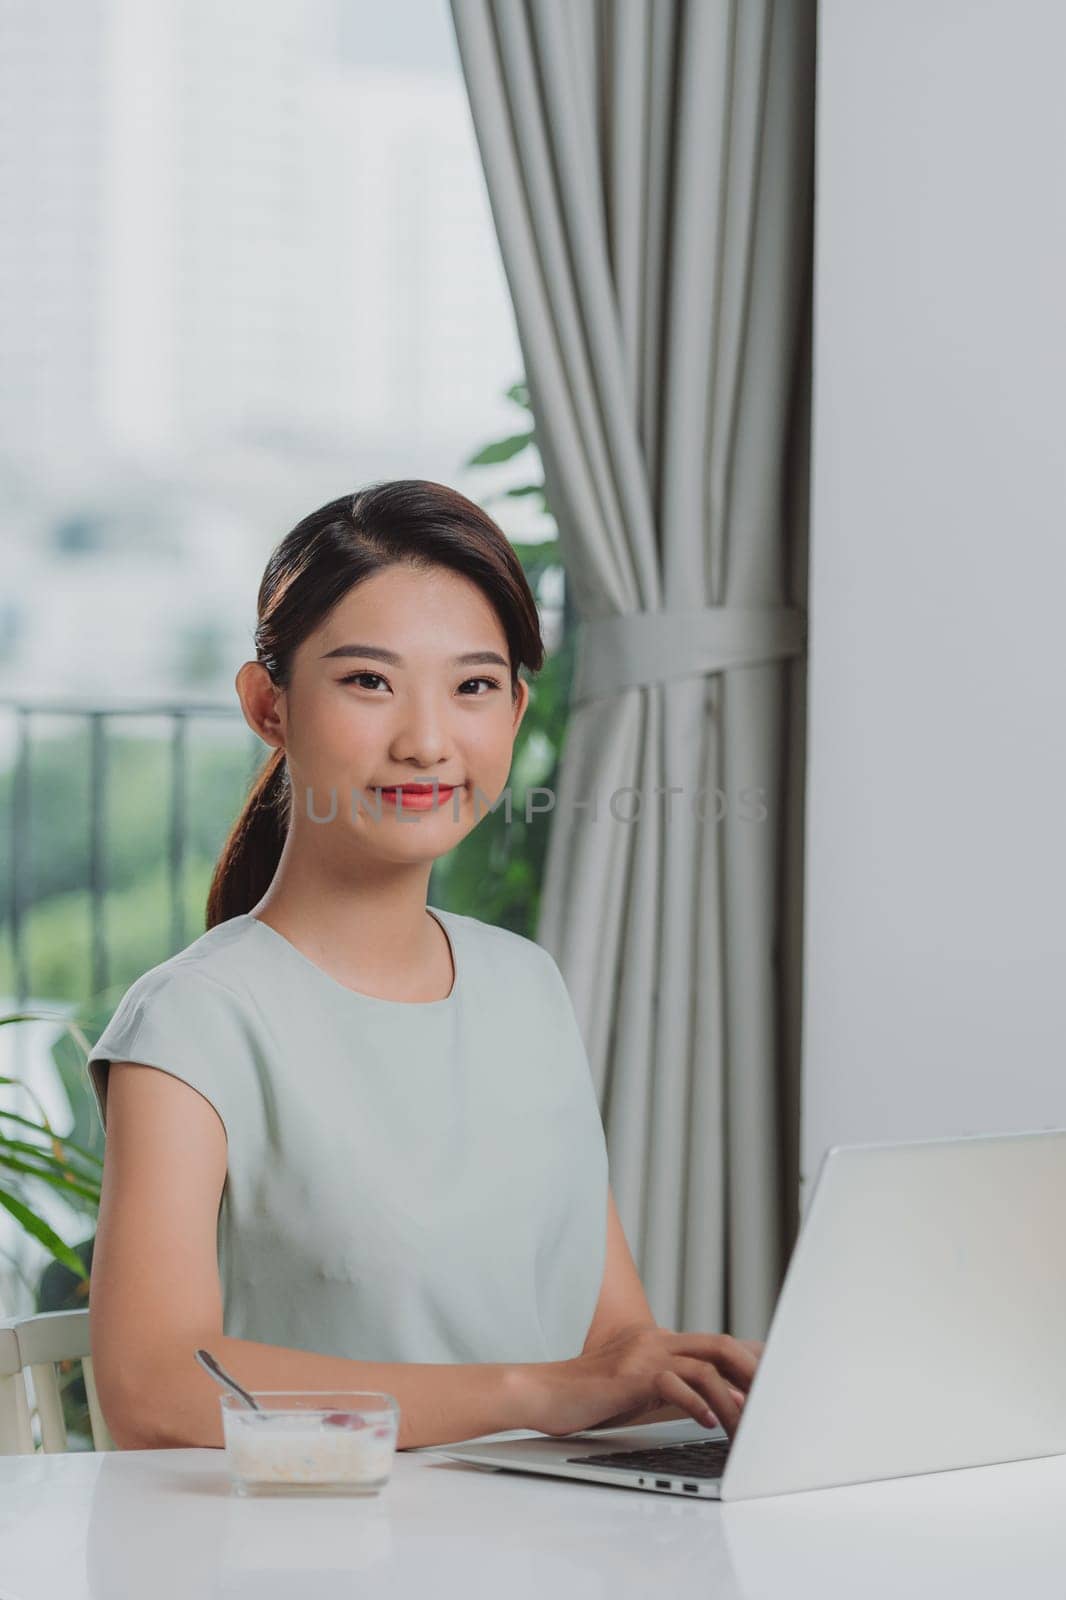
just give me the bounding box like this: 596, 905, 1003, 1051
458, 677, 502, 696
338, 671, 388, 691
337, 671, 502, 696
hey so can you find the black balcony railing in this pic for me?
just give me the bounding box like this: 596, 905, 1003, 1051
1, 698, 262, 1008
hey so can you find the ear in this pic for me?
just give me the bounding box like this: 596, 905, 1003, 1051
236, 661, 286, 750
511, 674, 531, 736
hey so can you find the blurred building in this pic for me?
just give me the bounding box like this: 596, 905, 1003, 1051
0, 0, 538, 706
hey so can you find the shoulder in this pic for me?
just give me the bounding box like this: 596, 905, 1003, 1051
437, 906, 568, 1004
105, 915, 259, 1015
151, 913, 263, 995
444, 911, 597, 1100
439, 907, 557, 973
91, 917, 265, 1066
88, 918, 266, 1137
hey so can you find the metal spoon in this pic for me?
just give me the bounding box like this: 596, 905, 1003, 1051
195, 1348, 261, 1411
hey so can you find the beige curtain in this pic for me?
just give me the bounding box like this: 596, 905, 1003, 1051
450, 0, 814, 1339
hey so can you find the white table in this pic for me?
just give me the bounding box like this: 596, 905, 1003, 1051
4, 1443, 1066, 1599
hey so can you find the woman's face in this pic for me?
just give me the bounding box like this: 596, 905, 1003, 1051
247, 562, 530, 864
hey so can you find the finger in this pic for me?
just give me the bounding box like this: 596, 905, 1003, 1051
654, 1369, 725, 1431
673, 1356, 742, 1437
665, 1332, 760, 1392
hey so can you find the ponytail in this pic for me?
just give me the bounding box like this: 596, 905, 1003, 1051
205, 749, 290, 929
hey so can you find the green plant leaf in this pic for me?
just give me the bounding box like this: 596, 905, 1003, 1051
465, 431, 534, 467
0, 1142, 103, 1205
0, 1012, 74, 1028
0, 1071, 55, 1129
0, 1133, 95, 1172
0, 1189, 89, 1280
0, 1150, 101, 1205
0, 1011, 93, 1060
0, 1109, 103, 1167
51, 1024, 106, 1161
506, 538, 560, 565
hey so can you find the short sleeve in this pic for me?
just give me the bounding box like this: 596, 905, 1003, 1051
86, 965, 259, 1141
537, 947, 608, 1130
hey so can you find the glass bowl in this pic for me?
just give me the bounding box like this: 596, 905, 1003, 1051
220, 1390, 400, 1496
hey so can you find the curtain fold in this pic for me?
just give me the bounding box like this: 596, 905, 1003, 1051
451, 0, 815, 1338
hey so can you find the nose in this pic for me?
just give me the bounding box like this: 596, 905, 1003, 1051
387, 689, 454, 773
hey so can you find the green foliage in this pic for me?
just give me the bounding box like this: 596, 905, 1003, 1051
0, 1014, 101, 1280
0, 731, 252, 1000
0, 1011, 105, 1448
1, 857, 222, 1002
466, 430, 535, 466
0, 721, 253, 911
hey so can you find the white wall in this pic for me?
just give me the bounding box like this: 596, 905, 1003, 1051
801, 0, 1066, 1204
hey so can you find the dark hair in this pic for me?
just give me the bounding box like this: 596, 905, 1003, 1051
205, 480, 545, 929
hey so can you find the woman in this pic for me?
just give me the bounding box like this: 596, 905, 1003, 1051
87, 480, 760, 1450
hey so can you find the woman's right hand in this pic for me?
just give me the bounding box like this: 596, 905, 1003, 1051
524, 1324, 762, 1440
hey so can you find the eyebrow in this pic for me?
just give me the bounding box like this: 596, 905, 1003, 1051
320, 644, 510, 669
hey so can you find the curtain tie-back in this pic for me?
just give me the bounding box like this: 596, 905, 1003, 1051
570, 606, 807, 707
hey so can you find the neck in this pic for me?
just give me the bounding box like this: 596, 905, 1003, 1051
248, 816, 440, 989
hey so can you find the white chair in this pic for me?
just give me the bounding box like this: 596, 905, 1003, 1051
0, 1309, 115, 1453
0, 1319, 34, 1453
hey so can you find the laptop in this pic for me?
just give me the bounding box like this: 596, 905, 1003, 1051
431, 1128, 1066, 1499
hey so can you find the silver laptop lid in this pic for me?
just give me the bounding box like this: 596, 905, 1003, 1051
720, 1128, 1066, 1499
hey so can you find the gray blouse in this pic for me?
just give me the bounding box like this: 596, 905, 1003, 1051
86, 907, 609, 1365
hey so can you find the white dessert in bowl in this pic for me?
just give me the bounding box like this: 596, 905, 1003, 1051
221, 1391, 399, 1496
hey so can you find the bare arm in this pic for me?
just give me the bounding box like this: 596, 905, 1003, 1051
89, 1062, 537, 1451
576, 1185, 691, 1428
578, 1187, 760, 1431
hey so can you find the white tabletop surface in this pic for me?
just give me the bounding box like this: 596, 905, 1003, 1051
5, 1442, 1066, 1600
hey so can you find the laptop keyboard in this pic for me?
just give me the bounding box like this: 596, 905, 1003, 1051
564, 1436, 732, 1480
